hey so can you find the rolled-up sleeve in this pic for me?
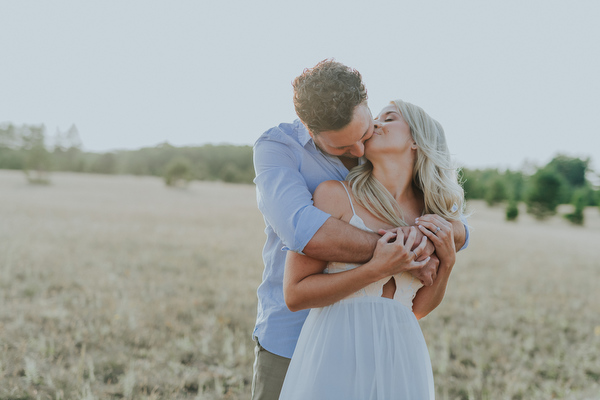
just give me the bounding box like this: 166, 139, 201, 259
459, 214, 470, 251
253, 139, 331, 253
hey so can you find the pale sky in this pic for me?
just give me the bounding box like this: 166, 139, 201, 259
1, 0, 599, 171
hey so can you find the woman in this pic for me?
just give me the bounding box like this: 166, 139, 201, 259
278, 100, 465, 399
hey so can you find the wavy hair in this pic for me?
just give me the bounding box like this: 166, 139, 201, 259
346, 100, 465, 227
293, 59, 367, 135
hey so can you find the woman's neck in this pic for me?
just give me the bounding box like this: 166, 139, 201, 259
371, 157, 422, 212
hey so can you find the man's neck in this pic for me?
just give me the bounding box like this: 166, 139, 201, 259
338, 156, 359, 171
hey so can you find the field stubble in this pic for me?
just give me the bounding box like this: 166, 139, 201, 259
0, 170, 599, 399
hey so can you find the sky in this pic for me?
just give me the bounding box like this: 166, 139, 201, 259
1, 0, 599, 171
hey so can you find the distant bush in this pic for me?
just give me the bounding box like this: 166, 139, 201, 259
526, 169, 563, 219
578, 186, 599, 207
505, 200, 519, 221
164, 157, 193, 187
564, 189, 586, 225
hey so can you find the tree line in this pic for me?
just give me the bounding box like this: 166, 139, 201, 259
461, 155, 599, 224
0, 123, 254, 185
2, 123, 599, 224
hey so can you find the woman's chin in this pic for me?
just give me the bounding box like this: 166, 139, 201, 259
363, 145, 376, 161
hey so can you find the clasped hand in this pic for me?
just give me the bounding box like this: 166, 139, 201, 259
372, 226, 433, 285
376, 214, 455, 287
416, 214, 456, 270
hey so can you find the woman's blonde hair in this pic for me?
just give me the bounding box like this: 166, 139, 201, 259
346, 99, 465, 227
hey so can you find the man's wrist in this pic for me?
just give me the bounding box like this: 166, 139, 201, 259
452, 220, 466, 250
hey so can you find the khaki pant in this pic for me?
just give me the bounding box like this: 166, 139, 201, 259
251, 340, 291, 400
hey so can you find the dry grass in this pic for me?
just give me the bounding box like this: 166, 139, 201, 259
0, 170, 599, 399
422, 202, 600, 400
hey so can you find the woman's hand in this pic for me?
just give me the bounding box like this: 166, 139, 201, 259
416, 214, 456, 269
370, 227, 430, 279
378, 226, 438, 286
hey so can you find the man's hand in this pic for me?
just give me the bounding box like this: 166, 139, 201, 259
369, 228, 430, 279
378, 226, 437, 286
412, 254, 439, 286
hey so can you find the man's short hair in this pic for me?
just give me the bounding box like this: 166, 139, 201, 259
293, 59, 368, 135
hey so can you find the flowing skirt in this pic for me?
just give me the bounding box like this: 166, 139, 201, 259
279, 296, 435, 400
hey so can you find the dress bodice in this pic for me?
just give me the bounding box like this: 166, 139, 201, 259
324, 184, 423, 310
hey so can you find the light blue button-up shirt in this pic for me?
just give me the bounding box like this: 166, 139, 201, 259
252, 119, 469, 359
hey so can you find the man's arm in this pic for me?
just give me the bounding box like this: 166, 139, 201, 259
302, 180, 430, 264
284, 228, 430, 311
254, 138, 445, 284
305, 180, 437, 285
450, 218, 467, 251
254, 138, 331, 252
254, 139, 382, 262
302, 216, 379, 263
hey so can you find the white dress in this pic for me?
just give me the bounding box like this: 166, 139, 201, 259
279, 184, 435, 400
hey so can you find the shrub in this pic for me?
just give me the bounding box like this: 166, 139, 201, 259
564, 190, 586, 225
164, 157, 193, 187
506, 200, 519, 221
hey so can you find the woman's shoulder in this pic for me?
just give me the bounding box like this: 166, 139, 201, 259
313, 180, 353, 221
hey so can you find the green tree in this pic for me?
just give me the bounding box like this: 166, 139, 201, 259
0, 147, 24, 169
547, 155, 588, 187
220, 162, 243, 183
526, 169, 563, 219
545, 155, 590, 204
504, 170, 525, 201
461, 169, 495, 200
485, 178, 508, 206
0, 123, 21, 148
0, 124, 25, 170
52, 125, 85, 172
89, 152, 117, 174
21, 125, 52, 184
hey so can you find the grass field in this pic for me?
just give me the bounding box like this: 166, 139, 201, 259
1, 170, 599, 400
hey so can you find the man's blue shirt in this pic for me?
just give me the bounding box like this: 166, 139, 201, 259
252, 119, 469, 359
253, 120, 351, 358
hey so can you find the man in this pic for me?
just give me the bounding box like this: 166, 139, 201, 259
252, 59, 468, 400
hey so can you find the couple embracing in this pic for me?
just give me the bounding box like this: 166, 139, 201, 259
252, 59, 469, 400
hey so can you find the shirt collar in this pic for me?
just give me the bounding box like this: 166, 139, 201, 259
296, 120, 313, 148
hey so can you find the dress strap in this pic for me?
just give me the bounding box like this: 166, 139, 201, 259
338, 181, 357, 217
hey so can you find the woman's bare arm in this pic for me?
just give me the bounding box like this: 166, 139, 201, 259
411, 214, 457, 319
302, 181, 436, 266
284, 228, 430, 311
